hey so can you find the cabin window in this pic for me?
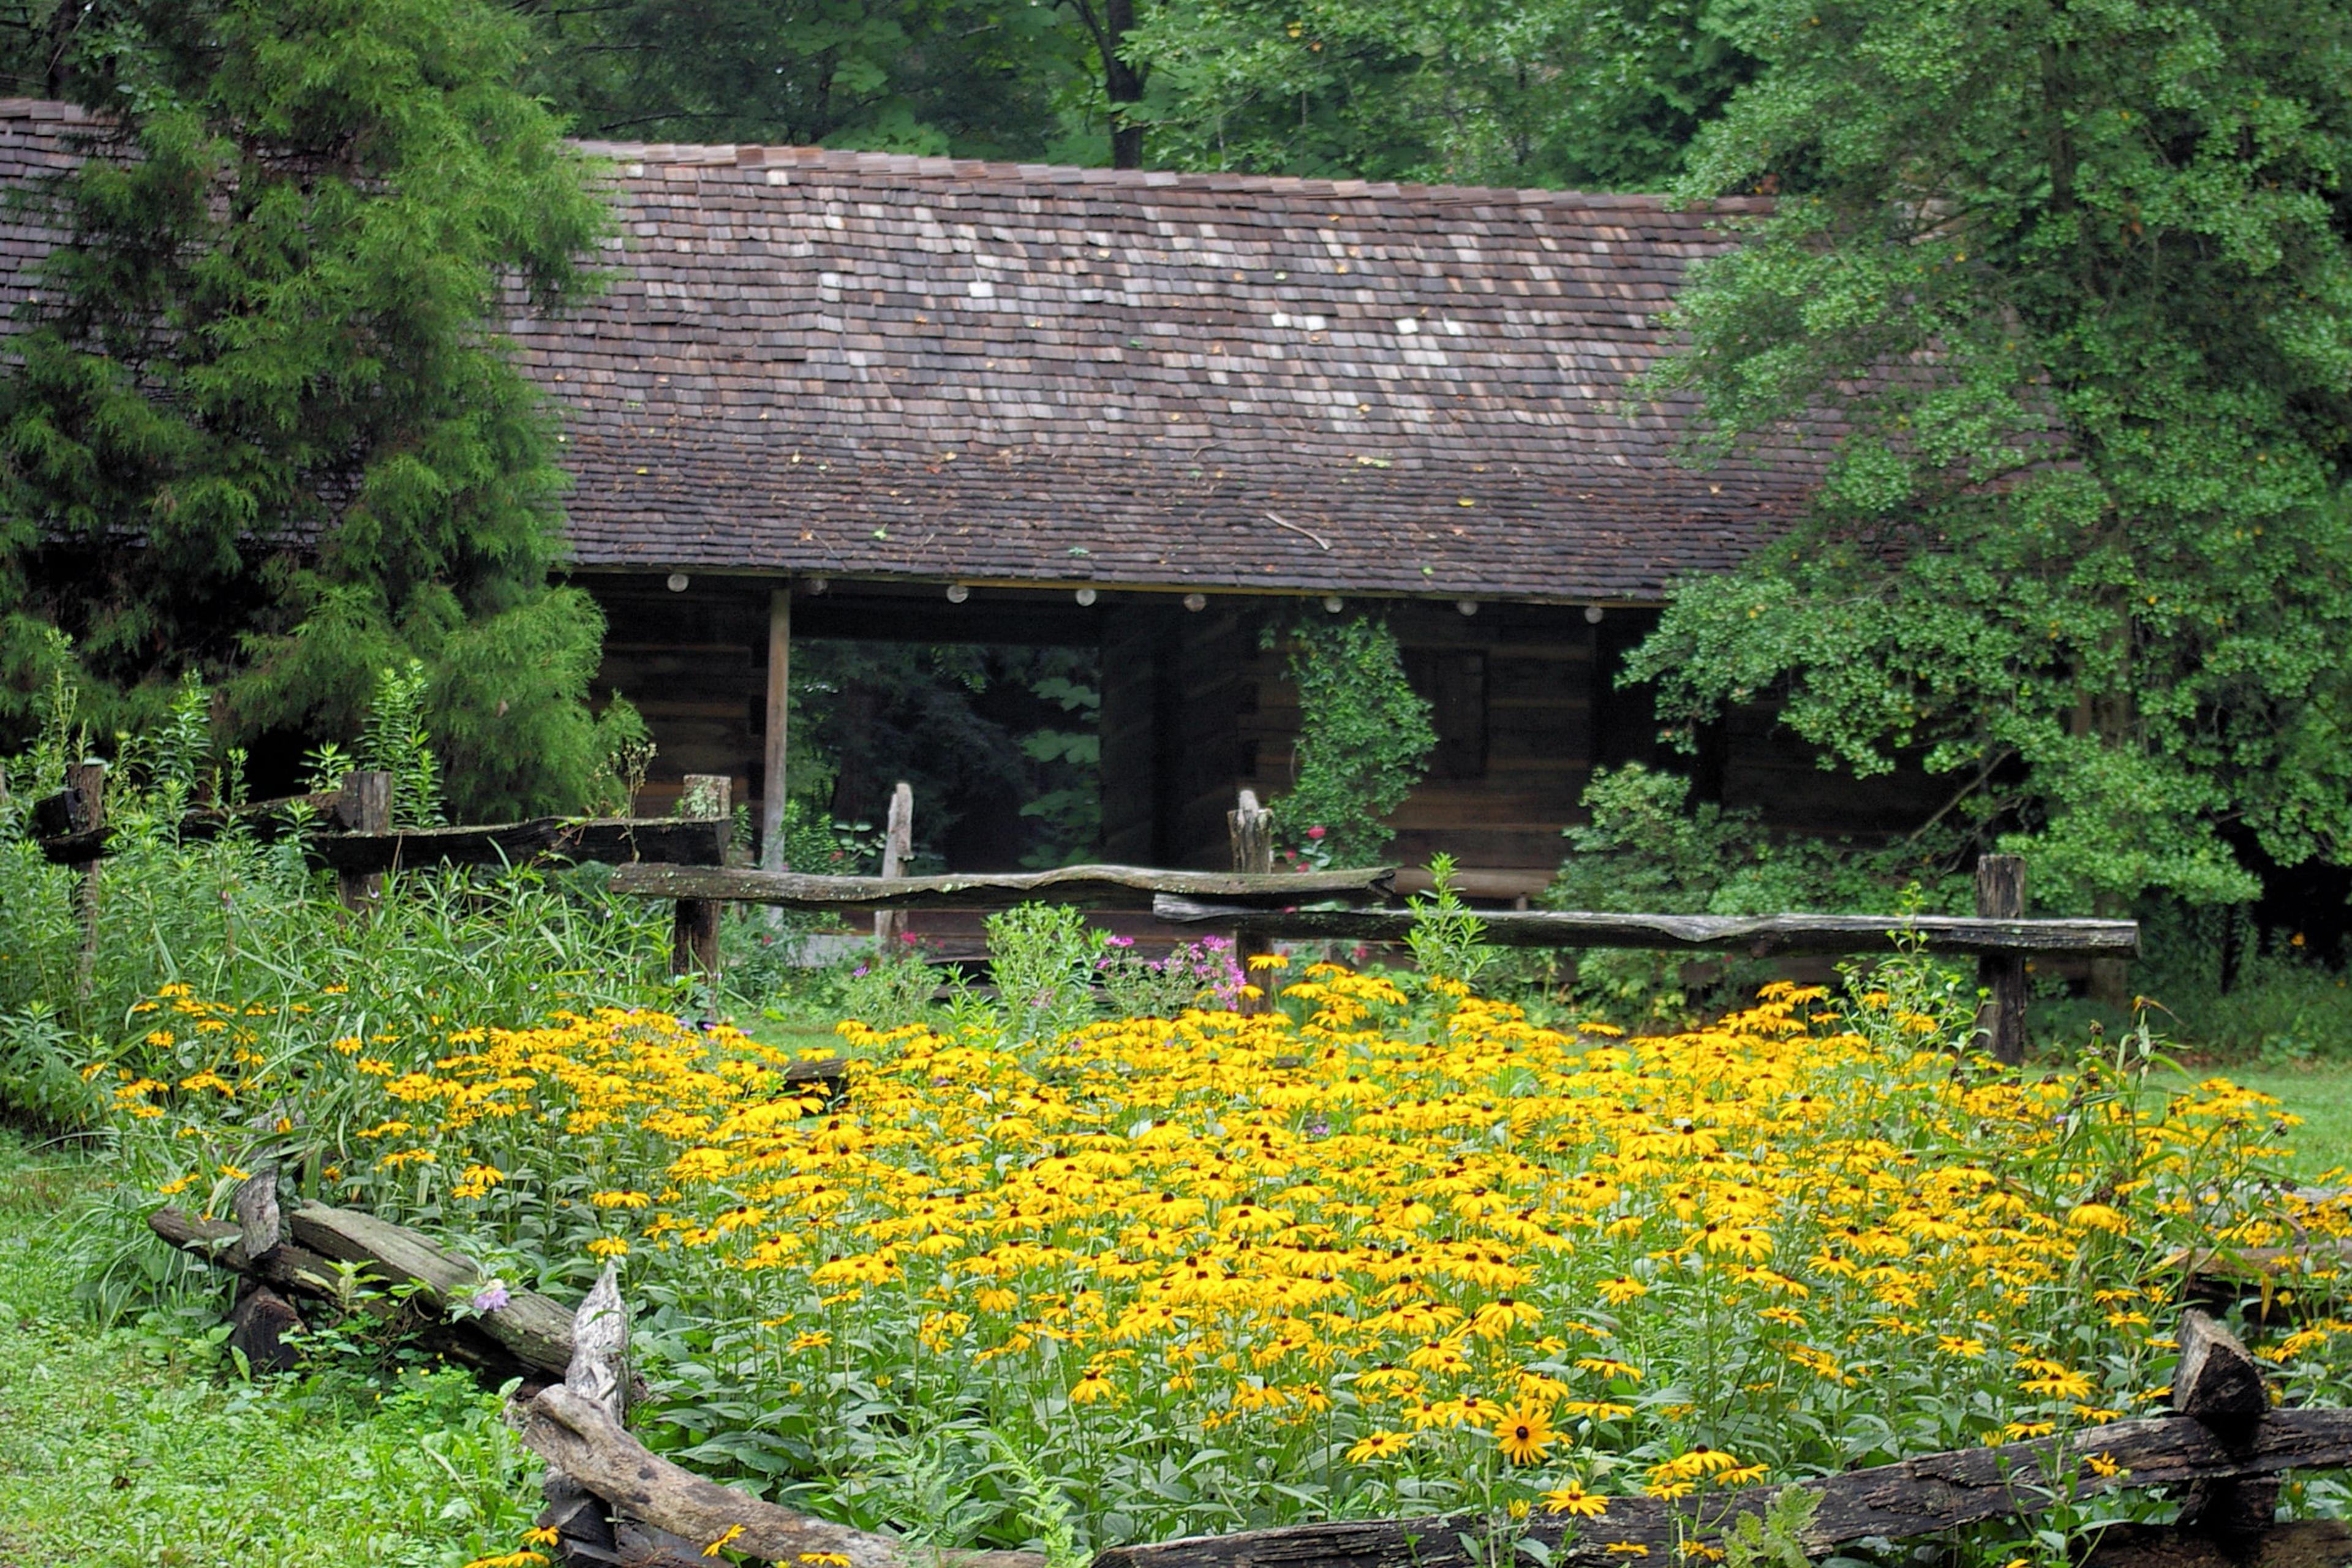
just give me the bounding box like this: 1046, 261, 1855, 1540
1403, 648, 1488, 781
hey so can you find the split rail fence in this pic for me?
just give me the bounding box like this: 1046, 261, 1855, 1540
151, 1164, 2351, 1568
611, 788, 2138, 1065
25, 771, 2138, 1063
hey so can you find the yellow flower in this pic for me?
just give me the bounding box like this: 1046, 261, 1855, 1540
1492, 1400, 1556, 1466
799, 1555, 853, 1566
1346, 1430, 1409, 1464
522, 1526, 561, 1547
702, 1523, 745, 1558
1542, 1483, 1609, 1518
587, 1237, 631, 1258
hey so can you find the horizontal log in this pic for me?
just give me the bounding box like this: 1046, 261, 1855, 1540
516, 1382, 1044, 1568
608, 862, 1398, 912
36, 788, 347, 864
1095, 1409, 2352, 1568
149, 1206, 345, 1297
1150, 898, 2142, 958
307, 815, 728, 874
287, 1202, 577, 1378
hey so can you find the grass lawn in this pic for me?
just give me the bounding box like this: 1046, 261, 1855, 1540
2218, 1063, 2352, 1181
0, 1129, 542, 1568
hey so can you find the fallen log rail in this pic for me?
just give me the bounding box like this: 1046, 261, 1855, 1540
1151, 897, 2142, 960
1101, 1313, 2341, 1568
152, 1168, 2351, 1568
307, 814, 727, 875
30, 777, 728, 875
608, 861, 1396, 912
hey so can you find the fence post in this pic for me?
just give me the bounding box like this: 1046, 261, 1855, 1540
1975, 853, 2027, 1066
874, 782, 914, 952
1228, 789, 1275, 1012
336, 771, 393, 914
671, 776, 729, 999
759, 584, 792, 927
67, 760, 104, 1000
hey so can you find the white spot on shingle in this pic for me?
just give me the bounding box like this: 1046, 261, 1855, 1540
1395, 317, 1420, 334
968, 280, 996, 299
764, 170, 791, 186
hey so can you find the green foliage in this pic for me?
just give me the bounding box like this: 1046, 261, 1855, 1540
1637, 0, 2352, 911
514, 0, 1099, 159
786, 641, 1099, 871
1719, 1482, 1820, 1568
1019, 673, 1102, 869
358, 661, 446, 829
1553, 766, 1969, 918
0, 1133, 542, 1567
0, 0, 616, 819
1545, 765, 1968, 1019
1405, 853, 1497, 990
1126, 0, 1752, 187
1268, 616, 1435, 866
984, 900, 1107, 1043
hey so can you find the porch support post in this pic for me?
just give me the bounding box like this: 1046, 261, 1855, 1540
760, 584, 791, 874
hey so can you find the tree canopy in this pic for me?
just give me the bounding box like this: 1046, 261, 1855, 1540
0, 0, 624, 816
1634, 0, 2352, 908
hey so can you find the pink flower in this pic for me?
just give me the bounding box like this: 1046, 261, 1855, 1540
1306, 825, 1327, 840
471, 1284, 511, 1313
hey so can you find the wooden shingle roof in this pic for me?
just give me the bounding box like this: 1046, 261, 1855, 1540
0, 100, 1819, 603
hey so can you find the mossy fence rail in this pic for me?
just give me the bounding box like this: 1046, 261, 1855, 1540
153, 1166, 2351, 1568
26, 769, 2136, 1061
608, 790, 2136, 1066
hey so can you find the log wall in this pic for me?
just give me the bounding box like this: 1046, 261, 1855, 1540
586, 576, 1951, 892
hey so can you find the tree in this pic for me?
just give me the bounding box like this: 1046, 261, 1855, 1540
512, 0, 1093, 160
1125, 0, 1752, 187
0, 0, 622, 817
1632, 0, 2352, 910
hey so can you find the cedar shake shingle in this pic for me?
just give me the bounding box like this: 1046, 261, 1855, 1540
0, 101, 1820, 603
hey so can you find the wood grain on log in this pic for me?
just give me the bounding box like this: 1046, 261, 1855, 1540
568, 1264, 628, 1420
1094, 1410, 2352, 1568
516, 1382, 1045, 1568
609, 862, 1396, 911
149, 1206, 342, 1296
2176, 1311, 2269, 1427
228, 1284, 304, 1373
2086, 1520, 2351, 1568
286, 1202, 576, 1377
309, 816, 730, 875
232, 1164, 281, 1259
1150, 899, 2141, 959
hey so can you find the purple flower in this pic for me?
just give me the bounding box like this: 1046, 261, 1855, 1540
1107, 935, 1135, 948
471, 1284, 511, 1314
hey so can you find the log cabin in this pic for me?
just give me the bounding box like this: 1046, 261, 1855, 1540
0, 99, 1944, 900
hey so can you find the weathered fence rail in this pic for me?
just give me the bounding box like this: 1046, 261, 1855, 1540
1149, 897, 2141, 960
606, 861, 1398, 911
21, 763, 737, 989
152, 1170, 2350, 1568
609, 794, 2132, 1061
27, 768, 729, 874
